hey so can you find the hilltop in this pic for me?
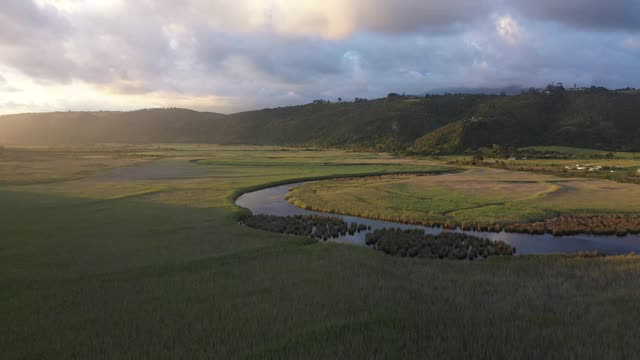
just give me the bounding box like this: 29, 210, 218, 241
1, 89, 639, 152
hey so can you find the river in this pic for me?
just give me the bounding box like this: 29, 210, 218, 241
236, 182, 640, 255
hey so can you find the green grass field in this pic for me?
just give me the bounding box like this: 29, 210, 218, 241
288, 168, 640, 227
444, 147, 640, 185
3, 145, 640, 359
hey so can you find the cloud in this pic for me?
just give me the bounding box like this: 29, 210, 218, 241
0, 0, 70, 44
495, 15, 523, 45
0, 1, 75, 82
623, 37, 640, 51
1, 0, 640, 115
139, 0, 491, 39
508, 0, 640, 32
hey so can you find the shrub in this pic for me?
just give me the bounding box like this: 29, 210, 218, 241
244, 215, 368, 240
365, 229, 514, 260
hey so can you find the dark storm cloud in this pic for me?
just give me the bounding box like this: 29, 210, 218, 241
355, 0, 490, 33
145, 0, 491, 37
508, 0, 640, 31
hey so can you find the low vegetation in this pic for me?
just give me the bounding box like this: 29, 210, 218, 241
3, 145, 640, 359
287, 168, 640, 234
0, 145, 153, 185
244, 214, 369, 240
506, 215, 640, 236
365, 229, 514, 260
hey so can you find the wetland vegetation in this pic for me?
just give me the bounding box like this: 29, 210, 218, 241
245, 214, 369, 240
365, 229, 514, 260
287, 168, 640, 235
505, 214, 640, 236
244, 215, 513, 260
2, 144, 640, 359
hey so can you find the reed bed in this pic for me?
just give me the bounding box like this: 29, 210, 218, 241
505, 214, 640, 236
244, 214, 369, 240
365, 228, 514, 260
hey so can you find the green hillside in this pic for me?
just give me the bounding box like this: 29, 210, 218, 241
412, 90, 640, 154
2, 90, 640, 152
226, 96, 482, 149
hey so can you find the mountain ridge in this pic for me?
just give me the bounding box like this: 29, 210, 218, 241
2, 90, 639, 152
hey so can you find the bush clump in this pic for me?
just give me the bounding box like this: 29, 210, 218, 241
505, 215, 640, 236
365, 229, 514, 260
244, 214, 368, 240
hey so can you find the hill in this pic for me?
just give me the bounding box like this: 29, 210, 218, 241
1, 90, 640, 152
0, 96, 485, 148
411, 90, 640, 154
0, 108, 228, 145
425, 85, 525, 96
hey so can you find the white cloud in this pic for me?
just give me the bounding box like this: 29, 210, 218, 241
496, 15, 523, 45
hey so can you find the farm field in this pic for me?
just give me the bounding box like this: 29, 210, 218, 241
287, 167, 640, 227
2, 145, 640, 359
444, 146, 640, 184
520, 146, 640, 159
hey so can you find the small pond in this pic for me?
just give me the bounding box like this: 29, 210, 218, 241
236, 183, 640, 255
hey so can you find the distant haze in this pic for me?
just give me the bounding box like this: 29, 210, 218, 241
1, 0, 639, 114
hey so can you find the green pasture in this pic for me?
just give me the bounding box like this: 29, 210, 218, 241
288, 168, 640, 226
2, 145, 640, 359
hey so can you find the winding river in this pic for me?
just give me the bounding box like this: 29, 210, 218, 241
236, 182, 640, 255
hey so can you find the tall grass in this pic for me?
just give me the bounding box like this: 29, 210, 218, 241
3, 145, 640, 359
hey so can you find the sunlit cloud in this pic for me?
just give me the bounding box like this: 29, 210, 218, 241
496, 15, 524, 45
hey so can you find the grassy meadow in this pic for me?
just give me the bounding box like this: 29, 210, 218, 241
288, 168, 640, 227
444, 147, 640, 185
3, 145, 640, 359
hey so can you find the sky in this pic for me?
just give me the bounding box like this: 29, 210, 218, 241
0, 0, 639, 114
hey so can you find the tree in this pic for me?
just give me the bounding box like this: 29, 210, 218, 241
491, 144, 506, 158
472, 151, 484, 163
338, 97, 342, 102
545, 83, 565, 94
